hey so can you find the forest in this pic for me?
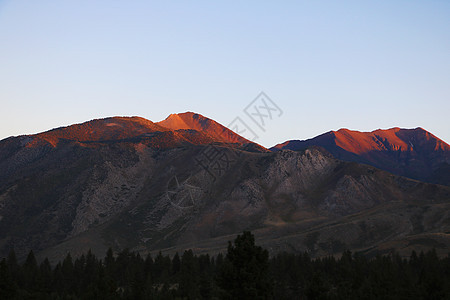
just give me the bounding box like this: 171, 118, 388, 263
1, 231, 449, 299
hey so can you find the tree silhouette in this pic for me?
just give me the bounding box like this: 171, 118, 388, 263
1, 234, 450, 298
217, 231, 273, 299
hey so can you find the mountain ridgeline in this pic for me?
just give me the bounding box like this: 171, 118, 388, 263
0, 112, 449, 262
272, 127, 450, 186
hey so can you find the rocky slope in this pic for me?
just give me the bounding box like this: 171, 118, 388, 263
157, 112, 267, 152
0, 115, 449, 262
157, 112, 244, 143
272, 127, 450, 186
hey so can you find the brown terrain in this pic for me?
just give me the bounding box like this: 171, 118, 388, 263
0, 113, 449, 263
272, 127, 450, 186
157, 112, 250, 144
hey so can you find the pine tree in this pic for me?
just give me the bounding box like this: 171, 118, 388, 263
61, 252, 75, 294
0, 258, 17, 298
172, 252, 181, 276
23, 250, 39, 293
39, 258, 53, 295
179, 249, 200, 299
217, 231, 273, 299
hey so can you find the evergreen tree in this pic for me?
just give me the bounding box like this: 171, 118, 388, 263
217, 231, 273, 299
179, 249, 200, 299
153, 251, 171, 283
6, 249, 20, 286
143, 253, 154, 293
0, 258, 17, 298
39, 258, 53, 295
105, 247, 115, 273
61, 252, 75, 294
171, 252, 181, 276
23, 250, 39, 292
2, 234, 450, 299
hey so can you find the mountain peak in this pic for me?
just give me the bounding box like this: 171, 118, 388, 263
158, 112, 203, 130
157, 112, 253, 145
271, 127, 450, 184
4, 112, 266, 151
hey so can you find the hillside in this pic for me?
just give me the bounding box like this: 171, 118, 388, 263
0, 116, 449, 262
272, 127, 450, 186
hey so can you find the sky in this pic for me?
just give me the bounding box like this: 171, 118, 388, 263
0, 0, 449, 147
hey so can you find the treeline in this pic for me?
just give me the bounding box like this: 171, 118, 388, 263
1, 231, 450, 299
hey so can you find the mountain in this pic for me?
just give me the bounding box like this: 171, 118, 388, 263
271, 127, 450, 186
0, 114, 265, 259
0, 116, 221, 186
0, 115, 449, 263
157, 112, 266, 152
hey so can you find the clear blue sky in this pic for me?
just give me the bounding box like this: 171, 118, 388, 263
0, 0, 449, 147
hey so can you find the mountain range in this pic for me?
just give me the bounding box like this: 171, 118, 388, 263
0, 112, 449, 262
272, 127, 450, 186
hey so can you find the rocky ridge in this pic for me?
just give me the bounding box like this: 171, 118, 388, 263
0, 114, 449, 262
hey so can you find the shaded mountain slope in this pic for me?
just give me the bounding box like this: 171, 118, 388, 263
0, 117, 449, 262
0, 117, 213, 185
0, 114, 269, 184
272, 127, 450, 185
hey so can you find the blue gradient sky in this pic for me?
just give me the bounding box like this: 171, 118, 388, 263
0, 1, 449, 147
